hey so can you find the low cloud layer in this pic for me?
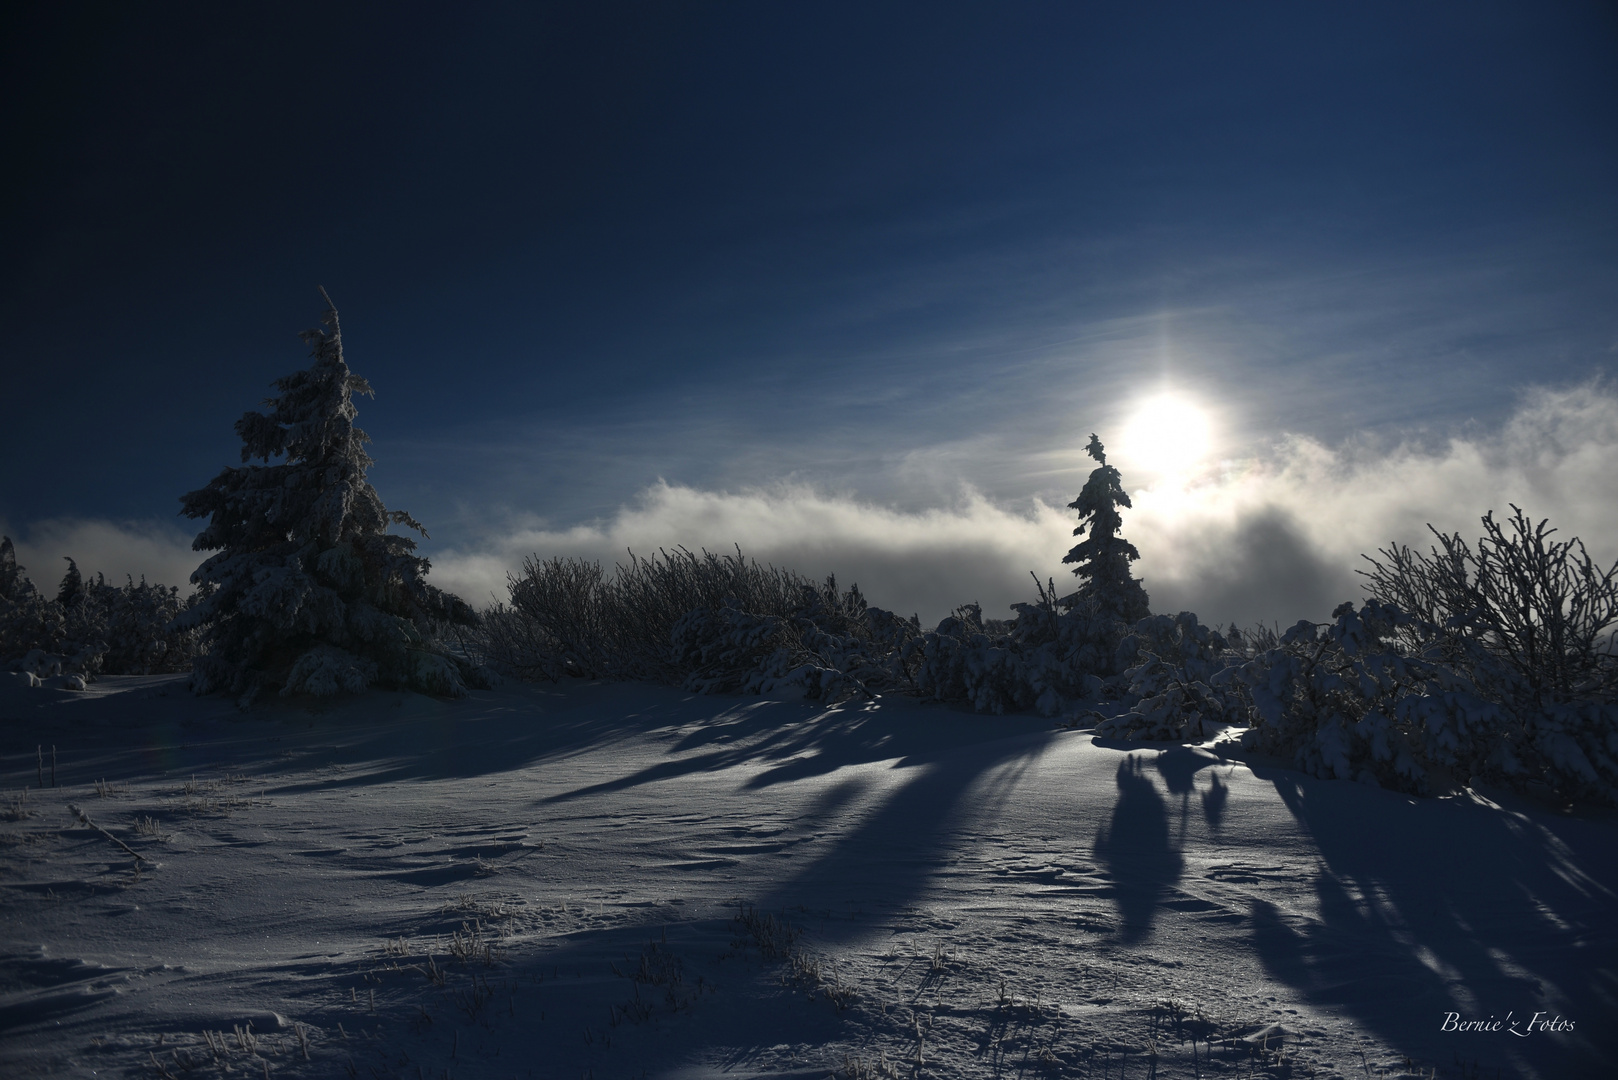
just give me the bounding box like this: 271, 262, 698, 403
430, 381, 1618, 628
6, 382, 1615, 633
1, 518, 201, 597
427, 486, 1076, 623
1129, 381, 1618, 627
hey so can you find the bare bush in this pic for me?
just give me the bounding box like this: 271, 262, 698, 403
479, 547, 811, 683
1359, 506, 1618, 709
1210, 505, 1618, 805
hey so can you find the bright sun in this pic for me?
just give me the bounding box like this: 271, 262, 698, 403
1118, 393, 1213, 477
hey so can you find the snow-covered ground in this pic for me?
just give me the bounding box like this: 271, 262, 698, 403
2, 676, 1613, 1079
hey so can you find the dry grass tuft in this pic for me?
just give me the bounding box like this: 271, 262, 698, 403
730, 902, 857, 1011
447, 920, 501, 966
2, 790, 34, 821
133, 815, 168, 839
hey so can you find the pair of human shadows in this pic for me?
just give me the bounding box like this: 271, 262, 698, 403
1092, 745, 1228, 942
1154, 743, 1231, 829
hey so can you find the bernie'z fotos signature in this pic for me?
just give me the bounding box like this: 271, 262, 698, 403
1441, 1012, 1574, 1037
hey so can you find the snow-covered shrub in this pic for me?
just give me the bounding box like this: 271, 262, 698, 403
905, 593, 1110, 717
490, 556, 614, 680
175, 296, 476, 701
1520, 699, 1618, 805
862, 603, 926, 686
10, 649, 63, 678
1354, 507, 1618, 804
1361, 506, 1617, 709
72, 573, 201, 676
483, 547, 920, 702
610, 546, 808, 676
0, 541, 66, 674
1087, 509, 1615, 804
2, 540, 200, 679
1223, 601, 1510, 795
1097, 611, 1240, 741
904, 603, 1032, 714
671, 579, 906, 702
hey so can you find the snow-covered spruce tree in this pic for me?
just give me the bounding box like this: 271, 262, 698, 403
57, 557, 85, 606
1007, 433, 1155, 707
0, 538, 62, 674
906, 434, 1157, 717
0, 537, 30, 604
175, 295, 478, 701
1060, 434, 1150, 625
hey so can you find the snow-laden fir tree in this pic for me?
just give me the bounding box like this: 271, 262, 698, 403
0, 537, 62, 674
57, 558, 85, 606
1061, 433, 1150, 624
0, 537, 30, 603
176, 293, 477, 701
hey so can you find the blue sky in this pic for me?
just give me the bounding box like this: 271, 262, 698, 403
4, 2, 1616, 625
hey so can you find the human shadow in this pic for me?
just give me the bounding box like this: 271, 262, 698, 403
1092, 755, 1185, 942
1246, 765, 1618, 1078
1082, 743, 1232, 942
1153, 743, 1228, 832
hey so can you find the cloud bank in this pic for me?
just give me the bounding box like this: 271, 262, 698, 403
0, 518, 201, 597
5, 383, 1614, 633
429, 382, 1618, 628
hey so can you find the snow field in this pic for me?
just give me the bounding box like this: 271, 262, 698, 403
1, 676, 1613, 1078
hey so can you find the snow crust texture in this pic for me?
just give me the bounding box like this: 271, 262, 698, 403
1, 677, 1613, 1078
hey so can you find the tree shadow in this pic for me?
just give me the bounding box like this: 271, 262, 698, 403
534, 694, 1055, 807
518, 693, 1063, 936
1247, 765, 1618, 1078
753, 728, 1059, 933
6, 678, 724, 792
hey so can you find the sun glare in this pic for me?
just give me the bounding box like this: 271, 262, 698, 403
1118, 393, 1213, 478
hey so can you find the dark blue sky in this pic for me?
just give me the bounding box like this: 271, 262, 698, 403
4, 2, 1617, 620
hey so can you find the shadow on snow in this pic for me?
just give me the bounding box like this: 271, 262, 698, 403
1245, 764, 1618, 1079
